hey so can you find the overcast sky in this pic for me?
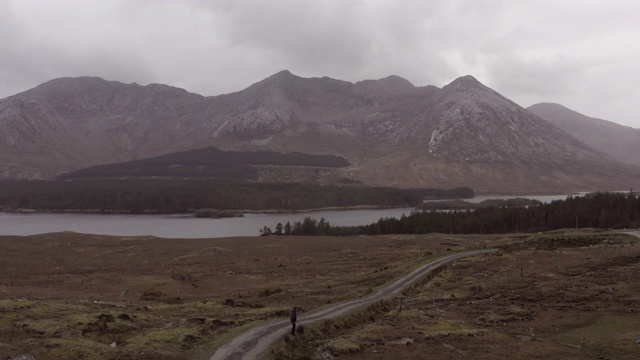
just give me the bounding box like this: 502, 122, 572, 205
1, 0, 639, 128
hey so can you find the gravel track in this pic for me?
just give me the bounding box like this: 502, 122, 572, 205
208, 248, 497, 360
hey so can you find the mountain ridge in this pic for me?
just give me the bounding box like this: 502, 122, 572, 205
1, 71, 639, 193
528, 102, 640, 167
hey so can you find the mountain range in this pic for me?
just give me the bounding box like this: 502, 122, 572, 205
1, 70, 639, 193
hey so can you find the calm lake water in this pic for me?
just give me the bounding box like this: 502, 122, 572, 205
0, 208, 416, 238
0, 194, 575, 238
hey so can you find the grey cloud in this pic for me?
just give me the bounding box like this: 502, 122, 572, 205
1, 0, 157, 94
487, 55, 586, 98
194, 0, 457, 85
1, 0, 639, 127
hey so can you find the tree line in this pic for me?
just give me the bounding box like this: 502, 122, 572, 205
260, 217, 333, 236
0, 179, 472, 213
262, 192, 640, 236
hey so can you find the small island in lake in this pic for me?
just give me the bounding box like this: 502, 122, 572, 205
194, 209, 243, 219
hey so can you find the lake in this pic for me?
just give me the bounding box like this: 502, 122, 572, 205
0, 207, 416, 238
0, 194, 575, 238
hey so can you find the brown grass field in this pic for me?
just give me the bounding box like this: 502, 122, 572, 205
0, 230, 639, 360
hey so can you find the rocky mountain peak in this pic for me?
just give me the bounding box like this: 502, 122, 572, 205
273, 69, 294, 77
352, 75, 416, 97
423, 75, 598, 165
21, 76, 195, 102
436, 74, 513, 113
25, 76, 119, 98
139, 82, 200, 100
442, 75, 490, 92
527, 102, 581, 120
376, 75, 414, 88
240, 70, 303, 100
257, 69, 299, 87
234, 71, 352, 123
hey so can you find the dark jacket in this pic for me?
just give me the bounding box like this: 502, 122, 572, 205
290, 308, 297, 323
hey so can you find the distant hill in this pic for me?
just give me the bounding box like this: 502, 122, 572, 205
528, 103, 640, 167
2, 72, 640, 193
59, 147, 350, 181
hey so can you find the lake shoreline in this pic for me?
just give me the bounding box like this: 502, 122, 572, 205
0, 207, 418, 238
0, 193, 581, 216
0, 204, 419, 216
0, 192, 581, 238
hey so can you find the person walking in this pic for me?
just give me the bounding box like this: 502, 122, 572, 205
290, 307, 297, 336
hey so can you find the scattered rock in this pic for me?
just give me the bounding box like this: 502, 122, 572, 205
98, 314, 115, 323
517, 335, 534, 342
187, 317, 206, 325
387, 337, 414, 345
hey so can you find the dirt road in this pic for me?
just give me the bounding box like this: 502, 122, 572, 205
208, 248, 496, 360
626, 231, 640, 239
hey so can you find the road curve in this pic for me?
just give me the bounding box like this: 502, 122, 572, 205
208, 248, 497, 360
625, 231, 640, 239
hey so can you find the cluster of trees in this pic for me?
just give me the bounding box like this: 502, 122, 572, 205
59, 147, 351, 180
265, 192, 640, 236
415, 198, 542, 211
0, 179, 471, 213
260, 217, 332, 236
